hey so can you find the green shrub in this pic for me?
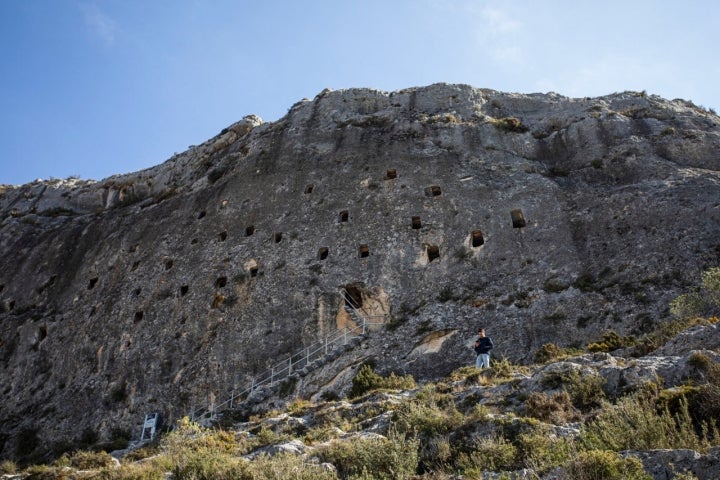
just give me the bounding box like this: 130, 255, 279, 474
567, 373, 607, 411
670, 267, 720, 319
524, 391, 581, 424
245, 452, 337, 480
671, 472, 700, 480
587, 330, 635, 352
485, 357, 527, 382
57, 450, 116, 470
566, 450, 651, 480
348, 364, 416, 399
99, 461, 167, 480
122, 443, 160, 463
675, 361, 720, 435
581, 394, 713, 452
447, 365, 482, 383
22, 464, 68, 480
318, 430, 419, 480
0, 461, 17, 474
516, 431, 574, 474
539, 367, 604, 408
171, 448, 247, 480
687, 351, 713, 372
534, 343, 565, 363
492, 117, 529, 133
456, 435, 517, 475
392, 387, 463, 438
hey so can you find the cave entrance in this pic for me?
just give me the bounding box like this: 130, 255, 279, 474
343, 284, 363, 309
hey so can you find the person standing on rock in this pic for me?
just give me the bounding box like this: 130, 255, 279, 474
474, 328, 494, 369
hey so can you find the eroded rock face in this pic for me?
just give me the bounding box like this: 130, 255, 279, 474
1, 84, 719, 461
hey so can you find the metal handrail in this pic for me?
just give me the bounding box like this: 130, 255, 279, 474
189, 288, 385, 422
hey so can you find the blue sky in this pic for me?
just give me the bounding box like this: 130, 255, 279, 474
1, 1, 718, 185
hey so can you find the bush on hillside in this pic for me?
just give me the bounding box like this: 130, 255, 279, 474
671, 267, 720, 319
581, 393, 714, 452
587, 329, 636, 353
516, 431, 574, 474
56, 450, 116, 470
318, 430, 419, 480
455, 435, 517, 475
348, 364, 416, 399
525, 391, 581, 424
566, 450, 652, 480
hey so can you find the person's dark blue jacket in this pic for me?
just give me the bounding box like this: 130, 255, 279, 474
474, 336, 494, 355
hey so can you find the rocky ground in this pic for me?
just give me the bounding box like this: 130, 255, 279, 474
3, 320, 719, 479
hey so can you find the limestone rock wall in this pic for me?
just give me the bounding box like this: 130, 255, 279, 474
1, 83, 719, 462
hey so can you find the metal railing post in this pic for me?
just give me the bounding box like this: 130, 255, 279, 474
270, 367, 274, 387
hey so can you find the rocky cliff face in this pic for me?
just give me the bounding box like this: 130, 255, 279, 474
1, 83, 719, 462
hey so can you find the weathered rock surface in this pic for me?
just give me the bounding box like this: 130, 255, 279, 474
1, 84, 719, 461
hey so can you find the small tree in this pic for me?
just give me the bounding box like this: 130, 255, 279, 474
671, 267, 720, 319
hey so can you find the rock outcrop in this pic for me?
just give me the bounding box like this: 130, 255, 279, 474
1, 84, 719, 462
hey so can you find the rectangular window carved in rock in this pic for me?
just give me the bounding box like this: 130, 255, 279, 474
472, 230, 485, 247
246, 225, 255, 236
386, 169, 397, 179
412, 216, 422, 229
305, 184, 314, 194
339, 210, 349, 222
511, 209, 526, 228
274, 232, 283, 243
425, 186, 442, 197
359, 244, 369, 258
427, 245, 440, 262
318, 247, 329, 260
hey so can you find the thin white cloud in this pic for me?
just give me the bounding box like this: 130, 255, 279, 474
479, 6, 521, 36
461, 2, 526, 67
80, 3, 118, 46
534, 56, 673, 99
